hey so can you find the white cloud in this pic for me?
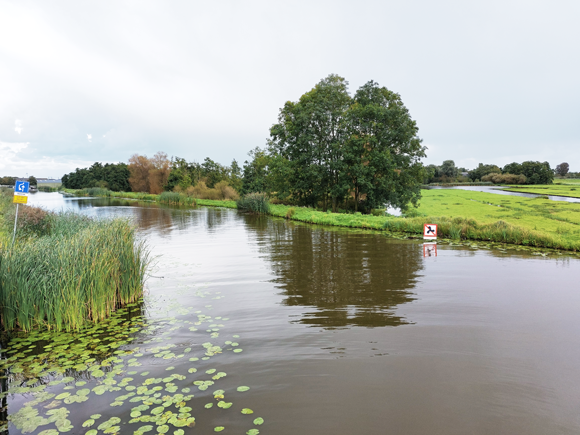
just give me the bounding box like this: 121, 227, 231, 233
87, 134, 92, 142
0, 140, 92, 177
14, 119, 22, 134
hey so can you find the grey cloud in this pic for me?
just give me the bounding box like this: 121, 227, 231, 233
0, 0, 578, 176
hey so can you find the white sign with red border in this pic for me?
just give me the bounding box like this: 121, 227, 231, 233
423, 223, 437, 239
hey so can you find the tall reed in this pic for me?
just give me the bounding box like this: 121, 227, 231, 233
159, 191, 197, 206
0, 212, 149, 332
236, 192, 270, 214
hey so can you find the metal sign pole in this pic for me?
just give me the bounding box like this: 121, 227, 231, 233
11, 203, 19, 247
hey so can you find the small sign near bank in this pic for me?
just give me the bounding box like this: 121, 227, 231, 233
423, 223, 437, 239
15, 180, 29, 193
13, 181, 30, 204
13, 194, 28, 204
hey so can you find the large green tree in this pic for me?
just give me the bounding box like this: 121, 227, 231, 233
343, 81, 425, 211
270, 74, 351, 210
270, 75, 425, 212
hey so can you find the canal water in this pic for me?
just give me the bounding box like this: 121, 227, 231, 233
3, 192, 580, 434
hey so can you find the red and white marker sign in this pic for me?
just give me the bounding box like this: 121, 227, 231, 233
423, 243, 437, 257
423, 223, 437, 239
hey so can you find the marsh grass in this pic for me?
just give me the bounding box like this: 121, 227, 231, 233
159, 191, 197, 206
236, 193, 270, 214
0, 212, 149, 332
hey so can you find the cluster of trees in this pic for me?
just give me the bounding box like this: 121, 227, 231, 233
62, 163, 131, 191
240, 75, 426, 212
0, 176, 16, 186
424, 160, 468, 183
0, 176, 38, 186
61, 75, 426, 213
426, 160, 570, 185
469, 161, 554, 184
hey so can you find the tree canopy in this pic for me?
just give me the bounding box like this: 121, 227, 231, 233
62, 162, 131, 191
269, 75, 426, 212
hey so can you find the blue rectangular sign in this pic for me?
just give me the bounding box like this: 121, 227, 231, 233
15, 180, 30, 194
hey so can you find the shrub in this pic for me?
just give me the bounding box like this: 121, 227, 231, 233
185, 181, 239, 201
236, 192, 270, 214
481, 173, 527, 184
285, 207, 295, 219
4, 205, 53, 239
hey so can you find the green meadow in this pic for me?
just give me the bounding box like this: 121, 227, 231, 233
501, 182, 580, 199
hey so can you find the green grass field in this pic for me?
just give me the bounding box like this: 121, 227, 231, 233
416, 189, 580, 246
501, 183, 580, 198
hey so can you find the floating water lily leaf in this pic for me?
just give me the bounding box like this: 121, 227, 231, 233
173, 430, 184, 435
233, 349, 243, 353
157, 425, 169, 433
217, 401, 232, 409
90, 414, 101, 420
85, 431, 98, 435
205, 403, 213, 409
246, 430, 259, 435
214, 427, 225, 432
206, 369, 216, 374
253, 417, 264, 425
38, 430, 59, 435
241, 408, 254, 414
55, 392, 70, 400
82, 419, 95, 427
237, 386, 250, 392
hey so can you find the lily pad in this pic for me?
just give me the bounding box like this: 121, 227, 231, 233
241, 408, 254, 414
214, 427, 225, 432
237, 386, 250, 392
253, 417, 264, 425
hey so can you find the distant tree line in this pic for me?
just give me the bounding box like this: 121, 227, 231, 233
425, 160, 576, 185
62, 163, 131, 191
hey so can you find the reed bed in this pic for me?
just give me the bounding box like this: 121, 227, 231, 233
236, 192, 270, 214
0, 212, 149, 332
158, 191, 197, 206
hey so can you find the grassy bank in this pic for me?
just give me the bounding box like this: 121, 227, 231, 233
64, 188, 580, 252
0, 191, 149, 332
501, 184, 580, 199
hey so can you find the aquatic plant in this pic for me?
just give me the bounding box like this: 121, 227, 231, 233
0, 212, 149, 331
159, 192, 197, 206
236, 193, 270, 214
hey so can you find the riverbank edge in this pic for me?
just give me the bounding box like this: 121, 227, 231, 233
61, 188, 580, 253
500, 186, 580, 199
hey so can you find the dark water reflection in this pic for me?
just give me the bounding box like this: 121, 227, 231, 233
10, 192, 580, 435
244, 216, 420, 328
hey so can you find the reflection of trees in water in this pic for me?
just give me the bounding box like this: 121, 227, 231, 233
76, 199, 238, 237
244, 216, 423, 328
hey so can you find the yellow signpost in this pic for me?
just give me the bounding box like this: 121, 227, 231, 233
13, 194, 28, 204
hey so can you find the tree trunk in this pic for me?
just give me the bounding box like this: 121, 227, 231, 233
332, 196, 337, 213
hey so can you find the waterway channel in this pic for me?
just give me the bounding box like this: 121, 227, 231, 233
3, 192, 580, 435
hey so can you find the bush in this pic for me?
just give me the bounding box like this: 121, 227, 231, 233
4, 205, 53, 239
236, 192, 270, 214
184, 180, 239, 201
481, 173, 527, 184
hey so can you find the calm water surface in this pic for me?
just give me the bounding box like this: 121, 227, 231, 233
4, 192, 580, 434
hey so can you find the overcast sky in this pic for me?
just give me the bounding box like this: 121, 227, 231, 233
1, 0, 579, 177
